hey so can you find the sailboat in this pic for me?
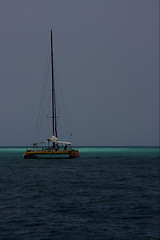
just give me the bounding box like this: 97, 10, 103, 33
24, 30, 79, 159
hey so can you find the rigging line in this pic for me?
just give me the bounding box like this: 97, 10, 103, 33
54, 61, 73, 139
37, 89, 51, 141
33, 43, 51, 143
55, 89, 69, 141
54, 77, 61, 139
53, 70, 57, 137
55, 100, 58, 137
33, 68, 49, 142
36, 70, 51, 141
52, 78, 67, 142
56, 104, 62, 140
34, 63, 50, 143
57, 113, 63, 141
55, 94, 64, 140
54, 79, 69, 141
46, 87, 52, 138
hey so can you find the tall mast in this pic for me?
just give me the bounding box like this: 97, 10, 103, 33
51, 30, 54, 136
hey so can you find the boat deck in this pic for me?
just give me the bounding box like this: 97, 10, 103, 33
24, 148, 79, 159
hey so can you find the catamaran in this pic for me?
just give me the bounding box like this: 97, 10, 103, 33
24, 31, 79, 159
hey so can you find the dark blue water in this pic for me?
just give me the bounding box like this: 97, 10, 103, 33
0, 147, 159, 240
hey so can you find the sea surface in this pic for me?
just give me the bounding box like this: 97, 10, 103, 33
0, 147, 159, 240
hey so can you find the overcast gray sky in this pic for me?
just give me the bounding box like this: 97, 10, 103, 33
0, 0, 159, 146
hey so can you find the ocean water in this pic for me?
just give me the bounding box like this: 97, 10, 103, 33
0, 147, 159, 240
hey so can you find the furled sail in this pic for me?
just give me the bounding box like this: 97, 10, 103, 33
49, 135, 71, 145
